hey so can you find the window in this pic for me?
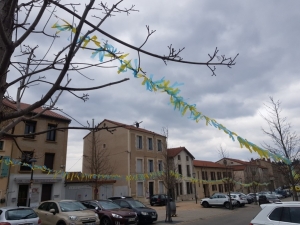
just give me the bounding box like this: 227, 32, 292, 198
46, 124, 56, 141
223, 172, 227, 178
289, 207, 300, 223
179, 183, 183, 195
224, 184, 228, 192
148, 159, 154, 172
269, 207, 283, 221
202, 171, 208, 180
137, 182, 143, 196
185, 182, 193, 194
178, 165, 182, 175
210, 172, 216, 180
159, 181, 164, 194
20, 151, 34, 171
186, 156, 189, 161
147, 137, 153, 150
177, 155, 181, 160
218, 184, 223, 192
137, 135, 143, 149
186, 182, 191, 194
136, 159, 143, 173
0, 156, 10, 177
212, 185, 217, 191
24, 121, 36, 138
0, 141, 3, 150
157, 140, 162, 151
44, 153, 55, 170
186, 165, 191, 177
158, 160, 163, 171
217, 172, 222, 180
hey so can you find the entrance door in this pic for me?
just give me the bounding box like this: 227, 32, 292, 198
149, 181, 154, 198
203, 184, 210, 197
41, 184, 52, 202
17, 185, 29, 206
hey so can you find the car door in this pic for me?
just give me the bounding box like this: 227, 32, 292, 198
47, 202, 60, 225
209, 195, 219, 205
36, 202, 52, 225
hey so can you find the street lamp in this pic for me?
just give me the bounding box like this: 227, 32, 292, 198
192, 172, 197, 204
28, 158, 37, 207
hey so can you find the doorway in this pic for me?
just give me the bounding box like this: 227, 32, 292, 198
41, 184, 52, 202
17, 185, 29, 206
149, 181, 154, 198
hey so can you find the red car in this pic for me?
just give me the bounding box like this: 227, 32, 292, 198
81, 200, 137, 225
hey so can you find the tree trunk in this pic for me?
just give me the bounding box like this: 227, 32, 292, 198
0, 0, 17, 103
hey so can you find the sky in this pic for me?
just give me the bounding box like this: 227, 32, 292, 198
8, 0, 300, 172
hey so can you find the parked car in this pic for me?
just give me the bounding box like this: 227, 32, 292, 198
107, 196, 133, 200
258, 194, 281, 205
0, 206, 41, 225
112, 198, 157, 224
81, 200, 137, 225
250, 202, 300, 225
276, 190, 288, 198
150, 194, 172, 206
200, 193, 237, 209
231, 192, 253, 204
229, 194, 247, 207
270, 191, 283, 199
34, 200, 100, 225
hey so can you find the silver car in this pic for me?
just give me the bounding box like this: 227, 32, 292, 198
0, 206, 41, 225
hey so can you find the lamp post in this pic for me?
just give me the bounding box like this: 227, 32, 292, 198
192, 172, 197, 204
28, 158, 37, 207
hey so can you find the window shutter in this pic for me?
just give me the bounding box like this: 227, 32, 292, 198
1, 156, 10, 177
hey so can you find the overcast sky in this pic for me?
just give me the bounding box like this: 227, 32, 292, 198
9, 0, 300, 172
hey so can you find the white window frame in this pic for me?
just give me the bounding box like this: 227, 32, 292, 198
136, 158, 143, 173
136, 135, 143, 149
157, 139, 162, 151
148, 159, 154, 173
158, 160, 163, 171
137, 182, 144, 197
147, 137, 153, 150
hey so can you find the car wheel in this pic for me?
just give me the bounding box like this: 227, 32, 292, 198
150, 203, 154, 206
236, 201, 241, 207
241, 203, 245, 207
57, 223, 66, 225
224, 202, 230, 209
100, 217, 111, 225
202, 201, 209, 208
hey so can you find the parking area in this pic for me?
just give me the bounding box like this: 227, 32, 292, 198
149, 197, 294, 224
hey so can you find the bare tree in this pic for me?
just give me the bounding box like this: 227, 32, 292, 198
0, 0, 238, 141
83, 120, 114, 200
158, 127, 181, 222
261, 97, 300, 201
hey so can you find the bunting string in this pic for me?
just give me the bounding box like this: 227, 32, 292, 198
51, 20, 291, 164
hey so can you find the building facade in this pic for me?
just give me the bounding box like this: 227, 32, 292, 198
193, 160, 233, 199
167, 147, 195, 201
1, 100, 71, 207
82, 119, 167, 203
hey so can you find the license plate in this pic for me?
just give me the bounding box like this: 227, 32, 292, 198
151, 215, 156, 218
129, 218, 135, 222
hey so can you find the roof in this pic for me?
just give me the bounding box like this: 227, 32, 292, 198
167, 147, 195, 159
3, 99, 71, 122
84, 119, 166, 139
221, 158, 250, 165
193, 160, 227, 168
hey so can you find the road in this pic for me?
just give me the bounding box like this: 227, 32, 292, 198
184, 204, 261, 225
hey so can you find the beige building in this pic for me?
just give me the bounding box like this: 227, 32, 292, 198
167, 147, 195, 201
216, 158, 269, 193
193, 160, 233, 199
82, 119, 167, 203
1, 100, 71, 207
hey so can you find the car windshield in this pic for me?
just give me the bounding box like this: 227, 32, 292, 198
6, 208, 38, 220
128, 200, 146, 208
58, 201, 87, 212
99, 201, 121, 210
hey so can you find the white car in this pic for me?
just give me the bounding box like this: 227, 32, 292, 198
229, 194, 248, 207
250, 202, 300, 225
200, 193, 237, 209
0, 206, 41, 225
